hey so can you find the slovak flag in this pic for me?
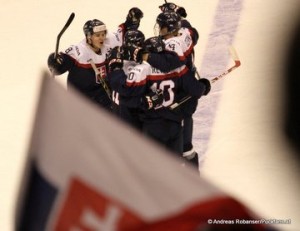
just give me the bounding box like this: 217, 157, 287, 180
15, 72, 274, 231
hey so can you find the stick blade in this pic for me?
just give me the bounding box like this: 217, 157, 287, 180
229, 46, 241, 67
67, 13, 75, 27
62, 13, 75, 32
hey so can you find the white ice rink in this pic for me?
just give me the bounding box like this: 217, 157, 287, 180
1, 1, 300, 230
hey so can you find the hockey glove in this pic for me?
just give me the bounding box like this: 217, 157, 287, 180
47, 52, 64, 75
143, 89, 164, 110
198, 78, 211, 95
123, 46, 147, 64
124, 7, 143, 30
108, 47, 123, 72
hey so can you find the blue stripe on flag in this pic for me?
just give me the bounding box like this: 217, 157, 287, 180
16, 161, 58, 231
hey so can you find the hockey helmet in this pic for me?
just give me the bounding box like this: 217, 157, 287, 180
156, 11, 181, 34
158, 3, 187, 18
144, 36, 165, 53
83, 19, 106, 37
124, 30, 145, 48
159, 2, 178, 12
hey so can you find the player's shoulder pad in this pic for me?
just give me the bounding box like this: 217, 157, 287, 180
181, 19, 192, 28
106, 31, 122, 47
165, 37, 182, 46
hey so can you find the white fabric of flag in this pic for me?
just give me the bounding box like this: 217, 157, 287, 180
15, 72, 272, 231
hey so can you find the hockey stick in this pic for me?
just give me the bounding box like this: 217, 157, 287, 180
169, 46, 241, 110
51, 13, 75, 78
89, 60, 112, 100
54, 12, 75, 59
211, 46, 241, 83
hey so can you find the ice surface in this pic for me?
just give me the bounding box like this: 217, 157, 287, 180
1, 1, 300, 230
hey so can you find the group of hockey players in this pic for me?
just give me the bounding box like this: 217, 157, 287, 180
47, 2, 211, 170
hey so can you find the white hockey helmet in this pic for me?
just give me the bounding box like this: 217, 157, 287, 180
83, 19, 106, 37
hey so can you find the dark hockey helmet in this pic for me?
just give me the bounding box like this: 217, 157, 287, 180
159, 2, 178, 12
144, 36, 165, 53
159, 3, 187, 18
124, 30, 145, 48
156, 11, 181, 34
83, 19, 106, 37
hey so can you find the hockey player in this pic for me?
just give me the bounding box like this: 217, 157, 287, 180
47, 8, 143, 111
108, 36, 210, 157
108, 29, 147, 130
157, 6, 201, 168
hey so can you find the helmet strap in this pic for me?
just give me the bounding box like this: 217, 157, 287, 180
86, 36, 101, 54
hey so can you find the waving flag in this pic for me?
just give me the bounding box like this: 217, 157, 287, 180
15, 72, 273, 231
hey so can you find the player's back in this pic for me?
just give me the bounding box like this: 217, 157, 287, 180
142, 63, 205, 123
141, 36, 207, 122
